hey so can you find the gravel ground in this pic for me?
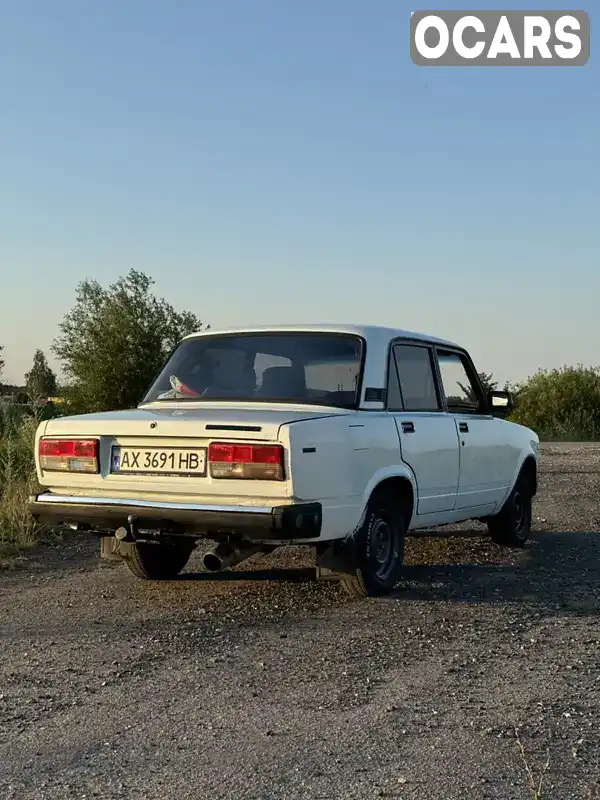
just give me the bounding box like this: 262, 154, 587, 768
1, 442, 599, 800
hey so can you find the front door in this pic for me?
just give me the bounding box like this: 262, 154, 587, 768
435, 348, 513, 511
388, 343, 460, 515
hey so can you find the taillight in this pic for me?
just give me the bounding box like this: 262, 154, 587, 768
39, 438, 99, 474
208, 442, 285, 480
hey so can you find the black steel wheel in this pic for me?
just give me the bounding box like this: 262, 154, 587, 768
488, 475, 532, 548
121, 539, 195, 580
341, 497, 406, 599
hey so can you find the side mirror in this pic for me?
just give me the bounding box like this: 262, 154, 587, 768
487, 389, 513, 417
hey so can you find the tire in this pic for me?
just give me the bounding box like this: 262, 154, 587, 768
487, 473, 532, 548
340, 497, 406, 599
121, 539, 195, 580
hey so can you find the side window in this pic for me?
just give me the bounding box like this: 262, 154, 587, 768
436, 350, 482, 413
386, 350, 403, 410
391, 344, 441, 412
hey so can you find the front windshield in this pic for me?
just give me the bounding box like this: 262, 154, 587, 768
141, 332, 365, 409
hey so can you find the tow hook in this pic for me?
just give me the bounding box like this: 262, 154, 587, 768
115, 514, 138, 543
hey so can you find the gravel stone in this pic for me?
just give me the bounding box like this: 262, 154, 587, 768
1, 443, 599, 799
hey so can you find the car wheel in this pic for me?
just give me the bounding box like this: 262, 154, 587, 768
487, 474, 532, 548
341, 497, 405, 599
122, 539, 195, 580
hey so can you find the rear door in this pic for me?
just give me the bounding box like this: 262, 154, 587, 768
388, 342, 460, 515
434, 347, 513, 510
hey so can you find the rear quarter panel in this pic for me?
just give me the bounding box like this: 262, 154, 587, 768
283, 412, 415, 539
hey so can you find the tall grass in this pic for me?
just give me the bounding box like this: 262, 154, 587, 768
0, 402, 49, 559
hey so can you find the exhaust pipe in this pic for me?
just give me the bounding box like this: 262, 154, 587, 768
203, 542, 273, 572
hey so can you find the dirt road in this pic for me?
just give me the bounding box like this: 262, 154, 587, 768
1, 443, 599, 800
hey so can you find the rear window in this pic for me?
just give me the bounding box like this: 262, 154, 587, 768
141, 333, 365, 409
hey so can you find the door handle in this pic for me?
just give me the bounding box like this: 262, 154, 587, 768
459, 422, 469, 433
401, 421, 415, 434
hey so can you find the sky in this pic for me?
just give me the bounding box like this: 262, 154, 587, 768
0, 0, 598, 387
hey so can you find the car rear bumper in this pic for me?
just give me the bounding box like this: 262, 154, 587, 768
29, 493, 322, 541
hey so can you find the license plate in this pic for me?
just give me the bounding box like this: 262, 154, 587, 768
111, 446, 207, 477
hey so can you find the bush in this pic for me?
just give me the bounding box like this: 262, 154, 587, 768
0, 401, 60, 439
0, 403, 48, 556
509, 365, 600, 441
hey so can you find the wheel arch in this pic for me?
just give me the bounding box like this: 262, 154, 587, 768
519, 454, 538, 497
316, 471, 413, 596
489, 449, 538, 516
357, 467, 416, 531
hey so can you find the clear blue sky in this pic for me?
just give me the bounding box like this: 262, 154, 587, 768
1, 0, 598, 386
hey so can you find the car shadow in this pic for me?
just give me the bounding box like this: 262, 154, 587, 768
390, 530, 600, 612
174, 530, 600, 615
9, 530, 599, 620
181, 566, 317, 584
10, 529, 597, 652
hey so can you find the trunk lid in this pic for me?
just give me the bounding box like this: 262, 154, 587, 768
44, 403, 348, 440
38, 403, 350, 503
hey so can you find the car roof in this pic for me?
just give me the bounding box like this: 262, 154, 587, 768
182, 323, 460, 349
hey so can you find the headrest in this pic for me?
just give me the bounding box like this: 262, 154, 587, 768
259, 366, 306, 398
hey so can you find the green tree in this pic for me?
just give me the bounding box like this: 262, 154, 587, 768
457, 371, 498, 403
0, 344, 4, 382
52, 270, 207, 413
478, 371, 498, 394
508, 365, 600, 440
24, 349, 57, 399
